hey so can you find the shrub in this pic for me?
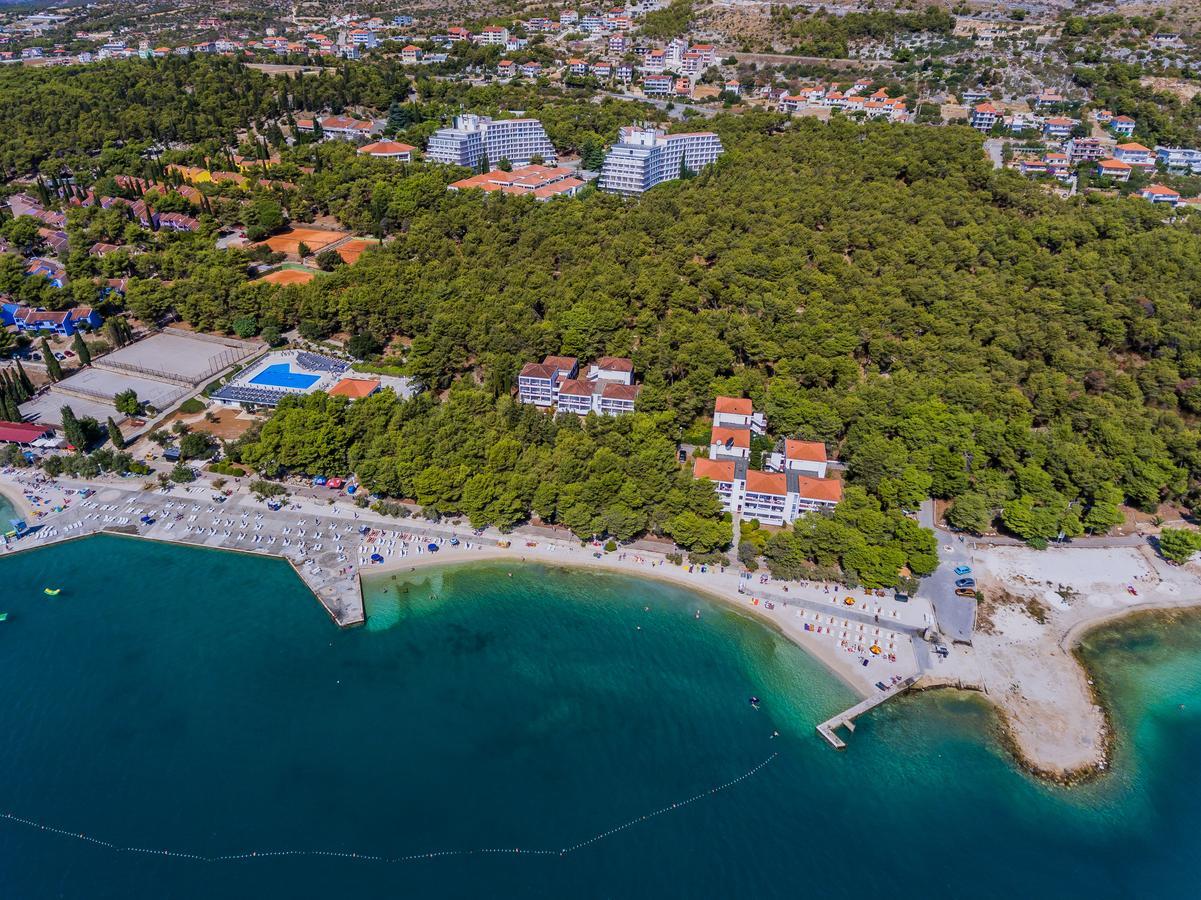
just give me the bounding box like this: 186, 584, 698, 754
169, 463, 196, 483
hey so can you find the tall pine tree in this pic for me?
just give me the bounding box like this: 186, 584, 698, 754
15, 359, 34, 395
72, 331, 92, 366
41, 339, 63, 382
106, 417, 125, 449
60, 405, 86, 450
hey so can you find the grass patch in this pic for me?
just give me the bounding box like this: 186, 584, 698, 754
178, 397, 206, 414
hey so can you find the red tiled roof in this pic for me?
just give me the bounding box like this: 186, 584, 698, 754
785, 439, 827, 463
327, 377, 380, 399
711, 426, 750, 449
557, 378, 593, 397
358, 140, 415, 156
794, 475, 843, 503
745, 470, 786, 495
693, 457, 735, 482
594, 356, 633, 372
520, 362, 556, 379
542, 355, 577, 372
600, 382, 639, 401
714, 396, 752, 415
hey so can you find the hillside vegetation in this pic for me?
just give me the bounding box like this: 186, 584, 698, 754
221, 114, 1201, 560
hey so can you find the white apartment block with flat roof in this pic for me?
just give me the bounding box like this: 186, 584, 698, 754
426, 114, 557, 169
598, 126, 723, 195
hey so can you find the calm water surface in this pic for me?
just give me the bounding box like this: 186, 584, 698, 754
0, 535, 1198, 898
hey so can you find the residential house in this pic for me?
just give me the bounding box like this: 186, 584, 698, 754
1065, 137, 1112, 165
476, 26, 508, 46
1109, 115, 1136, 137
1138, 184, 1181, 206
400, 45, 422, 64
1042, 116, 1077, 139
23, 258, 66, 288
642, 74, 672, 95
970, 103, 999, 131
1095, 158, 1132, 181
1156, 145, 1201, 174
158, 212, 200, 232
1112, 142, 1155, 169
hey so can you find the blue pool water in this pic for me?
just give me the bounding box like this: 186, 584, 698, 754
249, 363, 320, 390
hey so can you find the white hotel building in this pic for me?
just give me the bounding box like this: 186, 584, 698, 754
517, 355, 640, 416
598, 126, 724, 195
426, 114, 557, 170
692, 397, 842, 526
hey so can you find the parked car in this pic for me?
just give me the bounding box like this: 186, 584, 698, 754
954, 565, 972, 576
955, 578, 976, 588
53, 352, 66, 360
955, 588, 977, 598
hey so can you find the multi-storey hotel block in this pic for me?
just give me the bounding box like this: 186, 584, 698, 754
692, 397, 842, 526
426, 114, 557, 170
598, 126, 724, 195
517, 355, 640, 416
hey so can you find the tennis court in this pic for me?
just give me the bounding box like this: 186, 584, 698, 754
256, 268, 317, 286
260, 226, 348, 256
249, 363, 321, 390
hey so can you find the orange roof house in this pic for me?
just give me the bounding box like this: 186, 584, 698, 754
327, 377, 381, 399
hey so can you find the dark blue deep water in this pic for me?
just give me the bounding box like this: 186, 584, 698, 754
0, 535, 1198, 898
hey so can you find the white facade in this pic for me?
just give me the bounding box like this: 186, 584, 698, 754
1157, 145, 1201, 174
476, 27, 509, 45
598, 127, 724, 195
426, 114, 557, 169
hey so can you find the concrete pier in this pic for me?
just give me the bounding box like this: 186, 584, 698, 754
3, 484, 368, 627
817, 675, 917, 749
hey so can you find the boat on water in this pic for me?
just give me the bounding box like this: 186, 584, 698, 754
0, 612, 8, 622
43, 588, 61, 597
749, 696, 761, 710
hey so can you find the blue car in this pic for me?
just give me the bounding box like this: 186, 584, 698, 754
954, 565, 972, 576
955, 578, 976, 588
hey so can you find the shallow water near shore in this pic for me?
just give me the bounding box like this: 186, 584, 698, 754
0, 536, 1200, 897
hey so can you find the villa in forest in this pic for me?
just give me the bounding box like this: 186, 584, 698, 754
693, 397, 842, 526
516, 355, 640, 415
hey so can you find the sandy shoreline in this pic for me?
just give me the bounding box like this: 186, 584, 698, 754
0, 481, 35, 520
10, 468, 1201, 782
360, 545, 884, 700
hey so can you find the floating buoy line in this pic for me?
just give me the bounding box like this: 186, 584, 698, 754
1, 752, 778, 864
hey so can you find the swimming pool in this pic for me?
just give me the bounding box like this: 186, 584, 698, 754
249, 363, 321, 390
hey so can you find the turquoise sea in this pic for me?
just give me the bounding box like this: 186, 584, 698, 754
0, 535, 1199, 898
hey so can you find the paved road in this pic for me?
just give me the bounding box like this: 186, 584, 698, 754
984, 138, 1004, 170
919, 501, 976, 643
